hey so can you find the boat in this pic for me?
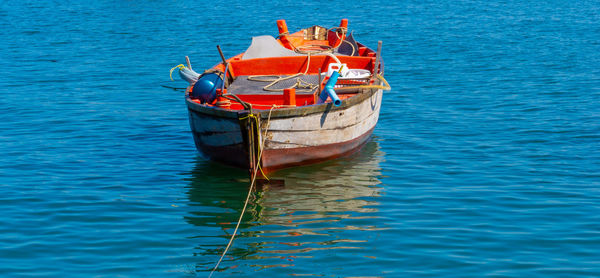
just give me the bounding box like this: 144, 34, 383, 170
172, 19, 390, 177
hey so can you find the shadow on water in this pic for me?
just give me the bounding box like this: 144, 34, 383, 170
183, 138, 387, 274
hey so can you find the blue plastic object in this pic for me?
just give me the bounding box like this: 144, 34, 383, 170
191, 73, 224, 103
318, 71, 342, 106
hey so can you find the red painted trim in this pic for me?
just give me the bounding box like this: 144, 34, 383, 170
260, 126, 375, 173
230, 55, 374, 76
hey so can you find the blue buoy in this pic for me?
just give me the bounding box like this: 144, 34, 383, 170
191, 73, 224, 103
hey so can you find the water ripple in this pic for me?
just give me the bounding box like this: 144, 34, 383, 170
1, 0, 600, 277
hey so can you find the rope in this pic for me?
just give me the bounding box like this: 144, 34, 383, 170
169, 64, 186, 81
248, 26, 353, 93
336, 74, 392, 91
335, 30, 356, 56
236, 114, 270, 180
247, 74, 317, 92
327, 26, 348, 49
208, 107, 275, 277
222, 94, 252, 110
247, 53, 318, 92
253, 109, 274, 180
339, 39, 356, 56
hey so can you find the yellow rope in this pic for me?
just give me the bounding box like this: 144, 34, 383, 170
237, 114, 253, 120
377, 74, 391, 89
208, 160, 258, 278
251, 114, 269, 180
336, 74, 391, 91
169, 64, 186, 81
235, 113, 270, 180
208, 107, 275, 277
256, 107, 275, 180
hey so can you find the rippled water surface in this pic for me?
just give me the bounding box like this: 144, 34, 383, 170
1, 1, 600, 277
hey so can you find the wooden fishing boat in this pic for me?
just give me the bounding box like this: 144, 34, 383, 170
175, 19, 390, 177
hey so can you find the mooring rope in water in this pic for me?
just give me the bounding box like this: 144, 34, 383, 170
208, 107, 275, 278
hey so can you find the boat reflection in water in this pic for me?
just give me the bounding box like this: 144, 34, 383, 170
184, 139, 386, 274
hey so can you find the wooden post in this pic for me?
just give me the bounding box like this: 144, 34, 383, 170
316, 68, 322, 104
276, 19, 293, 49
283, 88, 296, 107
373, 41, 382, 75
340, 19, 348, 29
217, 45, 235, 83
217, 45, 227, 64
185, 56, 192, 69
277, 19, 289, 35
245, 114, 255, 176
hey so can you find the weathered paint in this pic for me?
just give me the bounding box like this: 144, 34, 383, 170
264, 89, 382, 148
187, 88, 383, 172
260, 125, 376, 172
188, 111, 243, 147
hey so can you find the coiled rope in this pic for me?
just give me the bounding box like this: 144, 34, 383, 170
247, 52, 315, 92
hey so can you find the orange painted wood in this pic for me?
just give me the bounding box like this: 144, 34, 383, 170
277, 19, 289, 34
277, 19, 294, 49
340, 19, 348, 29
230, 56, 374, 76
283, 88, 296, 106
358, 46, 369, 56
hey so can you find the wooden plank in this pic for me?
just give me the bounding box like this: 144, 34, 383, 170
188, 110, 244, 147
266, 89, 382, 131
264, 89, 382, 148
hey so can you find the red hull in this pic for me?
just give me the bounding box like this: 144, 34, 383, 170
260, 126, 375, 173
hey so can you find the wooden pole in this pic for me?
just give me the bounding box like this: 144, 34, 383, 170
373, 41, 382, 75
317, 68, 322, 103
216, 45, 227, 64
217, 45, 235, 83
185, 56, 192, 70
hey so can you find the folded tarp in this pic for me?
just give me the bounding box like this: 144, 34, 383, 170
241, 35, 303, 60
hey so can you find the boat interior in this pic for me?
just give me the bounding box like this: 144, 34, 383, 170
187, 19, 382, 111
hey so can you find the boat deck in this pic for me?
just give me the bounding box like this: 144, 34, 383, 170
227, 75, 320, 95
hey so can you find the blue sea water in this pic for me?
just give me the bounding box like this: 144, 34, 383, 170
1, 0, 600, 277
